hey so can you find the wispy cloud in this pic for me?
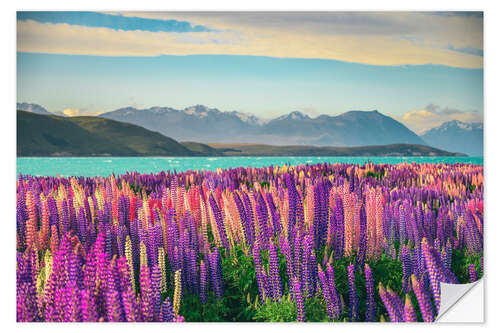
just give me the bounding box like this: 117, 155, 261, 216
17, 11, 483, 68
397, 104, 482, 134
17, 11, 212, 32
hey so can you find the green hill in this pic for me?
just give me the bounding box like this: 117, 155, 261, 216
206, 143, 466, 157
17, 110, 194, 156
180, 141, 223, 156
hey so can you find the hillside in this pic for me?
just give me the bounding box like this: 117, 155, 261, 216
206, 143, 466, 157
180, 141, 223, 156
17, 110, 194, 156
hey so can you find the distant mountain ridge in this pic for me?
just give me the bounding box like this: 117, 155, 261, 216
17, 110, 464, 157
420, 120, 483, 156
17, 102, 482, 156
100, 105, 426, 147
16, 102, 52, 115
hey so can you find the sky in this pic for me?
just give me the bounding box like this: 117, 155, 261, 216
16, 11, 483, 133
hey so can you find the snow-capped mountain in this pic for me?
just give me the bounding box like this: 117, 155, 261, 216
100, 105, 263, 143
16, 102, 52, 115
100, 106, 425, 147
421, 120, 483, 156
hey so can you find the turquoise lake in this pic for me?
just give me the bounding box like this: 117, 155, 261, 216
17, 156, 483, 177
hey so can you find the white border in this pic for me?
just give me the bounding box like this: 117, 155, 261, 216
2, 1, 497, 332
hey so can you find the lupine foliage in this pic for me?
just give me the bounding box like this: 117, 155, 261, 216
16, 162, 483, 322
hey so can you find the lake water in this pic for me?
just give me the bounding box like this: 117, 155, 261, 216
16, 156, 483, 177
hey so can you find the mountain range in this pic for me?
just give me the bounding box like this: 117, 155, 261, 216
100, 105, 426, 147
17, 110, 464, 157
17, 103, 483, 156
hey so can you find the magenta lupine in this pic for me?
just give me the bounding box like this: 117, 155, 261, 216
151, 265, 162, 320
139, 265, 153, 321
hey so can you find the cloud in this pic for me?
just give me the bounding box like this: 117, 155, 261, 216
62, 108, 101, 117
17, 12, 483, 68
17, 11, 212, 33
397, 104, 482, 133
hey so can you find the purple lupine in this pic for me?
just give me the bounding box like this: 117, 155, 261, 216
378, 284, 403, 322
357, 205, 367, 270
400, 245, 412, 293
301, 235, 312, 297
326, 263, 341, 318
481, 256, 484, 276
293, 227, 302, 285
403, 294, 417, 322
347, 263, 358, 321
469, 264, 478, 282
364, 264, 375, 322
242, 192, 256, 246
268, 241, 282, 301
333, 197, 344, 259
234, 192, 251, 245
265, 192, 282, 236
318, 265, 335, 320
286, 174, 297, 240
387, 287, 405, 321
410, 275, 435, 322
199, 260, 207, 304
253, 245, 266, 302
161, 297, 175, 322
209, 194, 230, 249
210, 248, 223, 300
421, 238, 441, 312
256, 192, 270, 250
293, 277, 305, 322
279, 236, 294, 294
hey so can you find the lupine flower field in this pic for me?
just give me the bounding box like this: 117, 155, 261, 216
16, 162, 483, 322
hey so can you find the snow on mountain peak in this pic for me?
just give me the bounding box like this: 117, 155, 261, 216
276, 111, 310, 121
